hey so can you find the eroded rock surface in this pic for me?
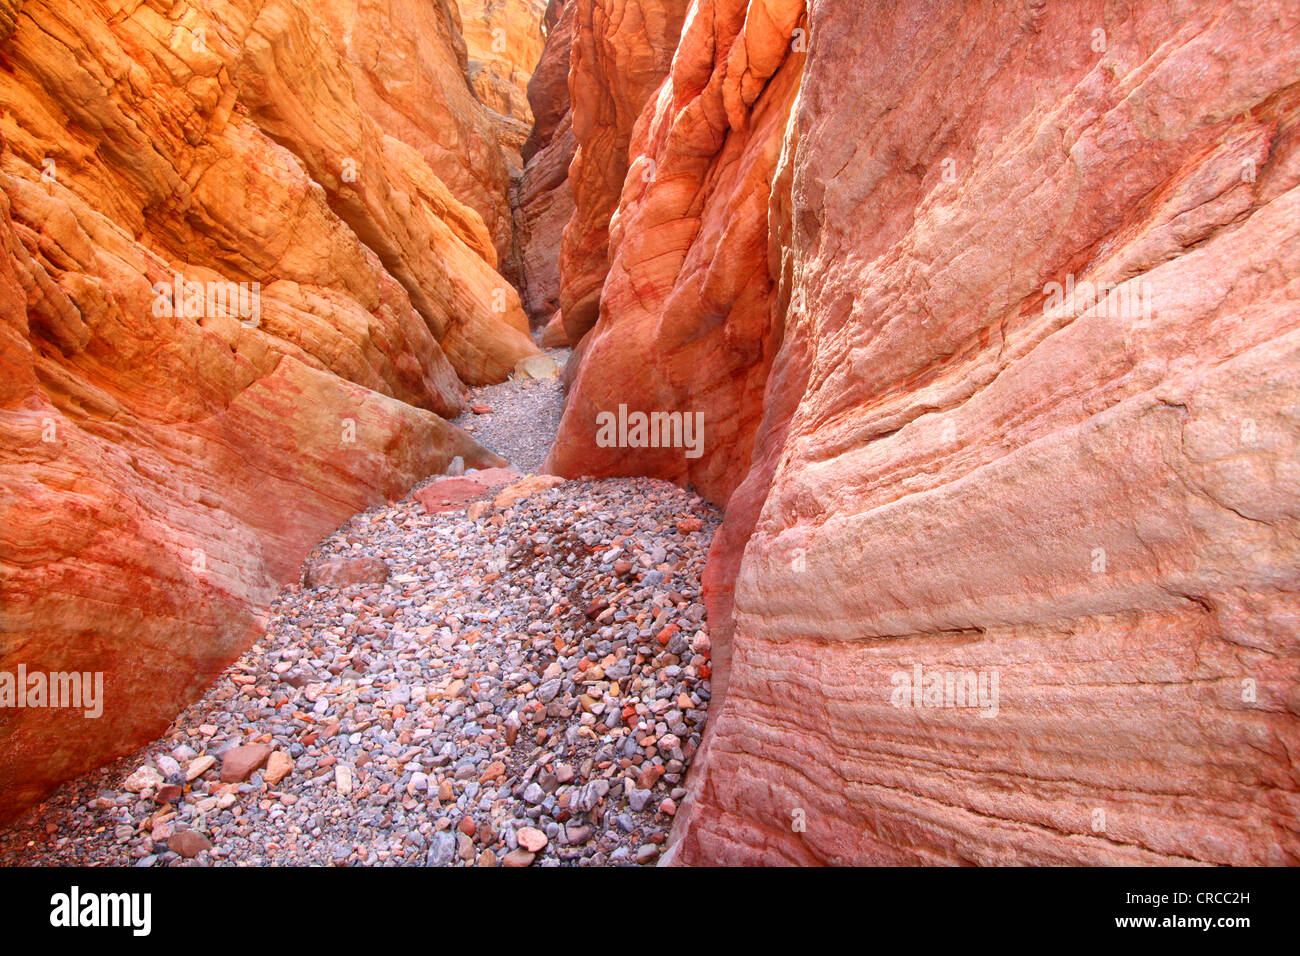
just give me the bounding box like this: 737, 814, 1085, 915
537, 0, 1300, 864
546, 0, 805, 502
6, 0, 1299, 866
313, 0, 540, 344
557, 0, 690, 344
513, 0, 578, 327
0, 0, 520, 821
455, 0, 549, 165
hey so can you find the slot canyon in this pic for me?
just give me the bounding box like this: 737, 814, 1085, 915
0, 0, 1297, 869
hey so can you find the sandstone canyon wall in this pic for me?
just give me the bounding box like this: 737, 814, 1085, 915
556, 0, 691, 345
315, 0, 539, 304
5, 0, 1298, 865
0, 0, 530, 820
545, 0, 805, 502
513, 0, 578, 328
541, 0, 1300, 864
455, 0, 549, 167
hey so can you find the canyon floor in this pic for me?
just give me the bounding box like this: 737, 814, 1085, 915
452, 347, 572, 475
0, 359, 720, 867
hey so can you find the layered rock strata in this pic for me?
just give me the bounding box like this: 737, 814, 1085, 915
0, 0, 522, 820
513, 0, 578, 326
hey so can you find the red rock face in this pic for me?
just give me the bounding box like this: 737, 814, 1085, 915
514, 0, 579, 326
557, 0, 690, 344
668, 0, 1300, 866
546, 0, 805, 503
523, 0, 577, 164
538, 0, 1300, 863
6, 0, 1298, 865
0, 0, 514, 822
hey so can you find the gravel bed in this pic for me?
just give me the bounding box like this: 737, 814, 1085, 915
0, 475, 719, 867
452, 347, 570, 473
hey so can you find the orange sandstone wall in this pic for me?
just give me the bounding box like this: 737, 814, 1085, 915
0, 0, 522, 821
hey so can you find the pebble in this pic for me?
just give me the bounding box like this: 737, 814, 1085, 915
503, 849, 535, 868
220, 744, 271, 783
516, 826, 548, 852
155, 755, 182, 782
186, 756, 216, 782
168, 830, 212, 859
426, 831, 456, 867
264, 751, 294, 786
123, 766, 163, 793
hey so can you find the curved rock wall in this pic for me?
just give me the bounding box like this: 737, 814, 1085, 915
513, 0, 578, 326
0, 0, 521, 821
546, 0, 805, 503
455, 0, 549, 165
541, 0, 1300, 864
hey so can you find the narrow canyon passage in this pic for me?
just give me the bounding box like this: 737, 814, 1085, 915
2, 335, 725, 866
